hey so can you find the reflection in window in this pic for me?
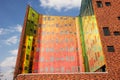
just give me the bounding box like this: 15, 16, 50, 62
107, 46, 115, 52
105, 2, 111, 6
114, 31, 120, 36
96, 1, 103, 8
103, 27, 110, 36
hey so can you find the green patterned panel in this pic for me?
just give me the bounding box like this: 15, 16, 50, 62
28, 7, 39, 25
78, 16, 90, 72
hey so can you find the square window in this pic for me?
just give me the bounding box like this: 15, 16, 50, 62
39, 24, 41, 27
105, 2, 111, 6
32, 13, 35, 17
32, 47, 34, 51
30, 28, 33, 32
19, 67, 22, 70
60, 17, 63, 19
34, 70, 38, 73
73, 17, 75, 20
65, 24, 67, 26
96, 1, 103, 8
23, 45, 26, 48
103, 27, 110, 36
34, 24, 37, 27
114, 31, 120, 36
107, 46, 115, 52
34, 30, 36, 34
64, 17, 67, 20
36, 48, 39, 52
28, 46, 30, 49
48, 17, 50, 20
118, 17, 120, 20
56, 24, 59, 27
31, 21, 34, 24
26, 55, 29, 60
43, 17, 46, 21
24, 66, 28, 70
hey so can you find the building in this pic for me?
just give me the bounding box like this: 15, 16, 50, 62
14, 0, 120, 79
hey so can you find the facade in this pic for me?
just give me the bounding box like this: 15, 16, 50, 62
14, 0, 120, 80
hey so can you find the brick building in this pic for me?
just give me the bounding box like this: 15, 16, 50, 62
14, 0, 120, 79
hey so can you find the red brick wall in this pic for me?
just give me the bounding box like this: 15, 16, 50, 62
93, 0, 120, 76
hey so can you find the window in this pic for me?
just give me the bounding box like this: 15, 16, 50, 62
43, 17, 46, 21
31, 21, 34, 24
101, 65, 106, 72
50, 67, 54, 72
60, 17, 63, 19
40, 57, 44, 62
65, 24, 67, 26
69, 31, 72, 34
74, 32, 76, 35
52, 18, 54, 20
103, 27, 110, 36
56, 24, 59, 27
28, 46, 30, 49
114, 31, 120, 36
23, 45, 26, 48
34, 30, 36, 34
32, 13, 35, 17
48, 17, 50, 20
32, 47, 34, 51
26, 55, 29, 60
28, 38, 31, 41
105, 2, 111, 6
36, 48, 39, 52
69, 24, 71, 26
96, 1, 103, 8
34, 70, 38, 73
107, 46, 115, 52
50, 57, 54, 62
24, 66, 28, 70
30, 28, 33, 32
34, 24, 37, 27
78, 66, 80, 72
97, 65, 106, 72
118, 17, 120, 20
19, 67, 22, 70
73, 17, 75, 20
64, 17, 67, 20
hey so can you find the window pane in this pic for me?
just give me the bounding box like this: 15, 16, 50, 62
103, 27, 110, 36
105, 2, 111, 6
96, 1, 103, 8
114, 31, 120, 36
107, 46, 115, 52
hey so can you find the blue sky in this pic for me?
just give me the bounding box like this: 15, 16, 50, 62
0, 0, 81, 79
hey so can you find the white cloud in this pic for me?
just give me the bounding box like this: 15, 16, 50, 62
14, 24, 22, 33
39, 0, 82, 11
0, 56, 16, 80
0, 24, 22, 35
0, 28, 11, 35
9, 49, 18, 56
0, 70, 14, 80
0, 28, 4, 35
5, 36, 18, 45
0, 57, 16, 68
